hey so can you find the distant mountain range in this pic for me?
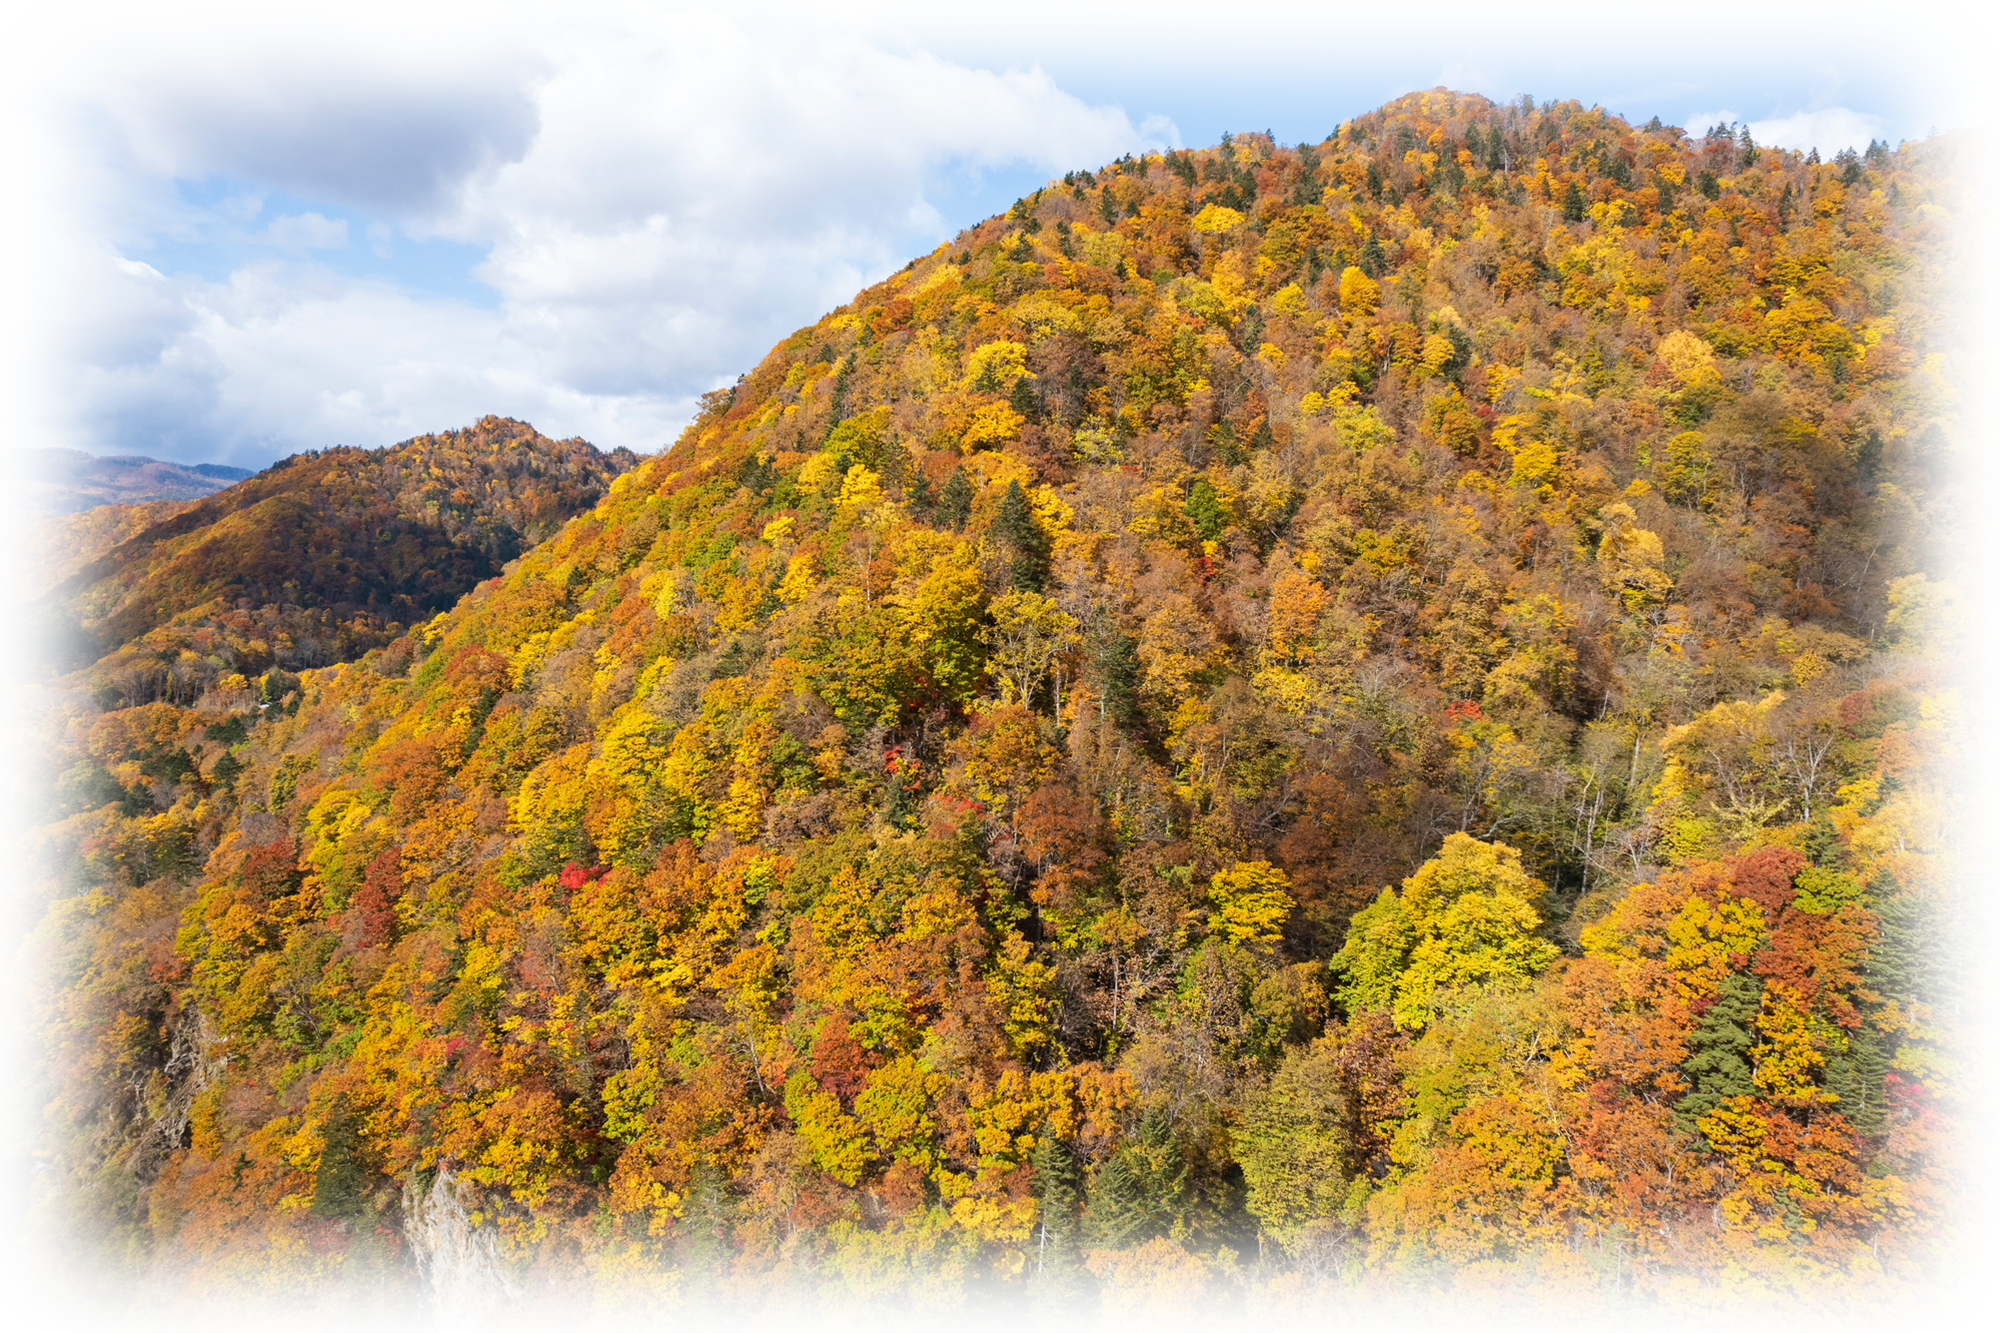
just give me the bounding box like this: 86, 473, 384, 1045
21, 447, 256, 513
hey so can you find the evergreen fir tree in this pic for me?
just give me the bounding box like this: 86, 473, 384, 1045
1676, 970, 1763, 1131
1009, 373, 1040, 422
1185, 479, 1227, 541
1361, 234, 1387, 277
1083, 1107, 1188, 1248
1211, 420, 1243, 466
1028, 1133, 1085, 1299
905, 467, 934, 519
1825, 1022, 1890, 1139
1848, 426, 1880, 478
310, 1096, 367, 1219
828, 355, 853, 427
993, 479, 1050, 590
937, 467, 974, 531
1087, 623, 1141, 726
1864, 896, 1976, 1012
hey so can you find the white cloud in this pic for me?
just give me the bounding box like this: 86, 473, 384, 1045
1728, 63, 1880, 156
1561, 101, 1883, 155
0, 0, 544, 213
1680, 109, 1740, 135
436, 25, 1170, 402
1440, 46, 1504, 98
1747, 107, 1884, 154
16, 8, 1173, 465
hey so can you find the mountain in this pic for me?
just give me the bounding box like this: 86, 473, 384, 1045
19, 447, 254, 513
24, 497, 205, 592
39, 414, 641, 705
32, 92, 1960, 1310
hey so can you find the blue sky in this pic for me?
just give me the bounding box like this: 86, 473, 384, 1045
6, 0, 1978, 471
786, 4, 1968, 161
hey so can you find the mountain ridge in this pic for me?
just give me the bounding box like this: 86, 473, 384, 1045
33, 91, 1962, 1308
39, 414, 640, 703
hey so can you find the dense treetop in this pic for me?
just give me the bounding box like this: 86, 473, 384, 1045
34, 91, 1964, 1313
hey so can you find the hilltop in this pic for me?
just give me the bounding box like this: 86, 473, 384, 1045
39, 415, 640, 705
33, 91, 1962, 1308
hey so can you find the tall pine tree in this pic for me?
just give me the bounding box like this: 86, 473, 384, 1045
1676, 970, 1762, 1131
1024, 1128, 1104, 1328
993, 479, 1050, 590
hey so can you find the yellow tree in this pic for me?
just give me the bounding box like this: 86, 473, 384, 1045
1333, 834, 1557, 1029
983, 589, 1082, 712
1596, 502, 1672, 611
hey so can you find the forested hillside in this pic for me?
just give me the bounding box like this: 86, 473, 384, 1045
32, 90, 1963, 1313
26, 497, 203, 591
37, 416, 640, 710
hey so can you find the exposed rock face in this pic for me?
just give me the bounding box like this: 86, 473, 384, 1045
400, 1160, 516, 1328
135, 1008, 227, 1176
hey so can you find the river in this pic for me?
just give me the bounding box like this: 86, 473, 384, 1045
0, 1152, 100, 1328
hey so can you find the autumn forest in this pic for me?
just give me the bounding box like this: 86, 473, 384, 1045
28, 89, 1967, 1316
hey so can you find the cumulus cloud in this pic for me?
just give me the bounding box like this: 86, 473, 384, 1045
444, 24, 1170, 402
1746, 107, 1886, 154
1684, 105, 1888, 156
18, 8, 1174, 467
75, 18, 546, 223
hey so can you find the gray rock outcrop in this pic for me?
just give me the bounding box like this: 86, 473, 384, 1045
400, 1160, 520, 1328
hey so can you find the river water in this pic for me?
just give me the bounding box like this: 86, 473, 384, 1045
0, 1152, 100, 1328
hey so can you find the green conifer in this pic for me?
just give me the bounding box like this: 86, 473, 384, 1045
1864, 892, 1976, 1008
1024, 1128, 1104, 1328
937, 467, 975, 531
993, 479, 1050, 590
1848, 426, 1880, 478
310, 1096, 367, 1219
1676, 971, 1762, 1131
1082, 1108, 1188, 1248
1009, 374, 1039, 422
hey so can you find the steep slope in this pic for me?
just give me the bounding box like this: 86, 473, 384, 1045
34, 92, 1962, 1309
20, 448, 252, 514
42, 415, 641, 704
25, 497, 203, 591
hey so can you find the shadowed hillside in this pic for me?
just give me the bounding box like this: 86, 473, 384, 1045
40, 415, 640, 705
